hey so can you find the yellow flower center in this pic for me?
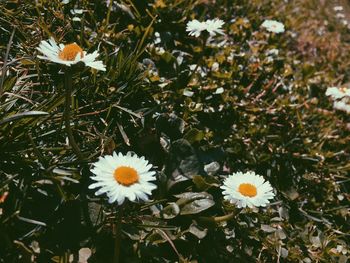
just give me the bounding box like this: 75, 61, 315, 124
340, 87, 348, 93
58, 43, 84, 61
113, 166, 139, 186
238, 183, 257, 197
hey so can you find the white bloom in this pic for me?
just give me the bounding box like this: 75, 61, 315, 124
333, 100, 350, 114
186, 19, 225, 37
334, 6, 344, 12
261, 20, 285, 33
61, 0, 69, 4
89, 152, 157, 205
71, 9, 84, 15
214, 87, 224, 94
205, 18, 225, 36
186, 19, 207, 37
37, 38, 106, 71
221, 171, 275, 208
154, 32, 161, 44
326, 86, 350, 100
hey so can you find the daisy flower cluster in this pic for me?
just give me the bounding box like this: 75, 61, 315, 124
88, 152, 275, 209
326, 86, 350, 114
186, 18, 225, 37
35, 21, 276, 210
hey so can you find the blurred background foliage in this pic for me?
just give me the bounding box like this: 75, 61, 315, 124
0, 0, 349, 262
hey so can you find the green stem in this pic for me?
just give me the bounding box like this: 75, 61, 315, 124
214, 212, 235, 223
63, 69, 83, 160
63, 69, 93, 230
188, 34, 208, 84
105, 0, 113, 29
113, 207, 124, 263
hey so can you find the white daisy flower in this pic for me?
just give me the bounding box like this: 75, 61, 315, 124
186, 19, 207, 37
333, 100, 350, 114
89, 152, 157, 205
334, 6, 344, 12
186, 19, 225, 37
261, 20, 285, 33
326, 86, 350, 100
37, 38, 106, 71
221, 171, 275, 208
205, 18, 225, 36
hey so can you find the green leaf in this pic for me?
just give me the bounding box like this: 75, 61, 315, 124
0, 111, 49, 125
174, 192, 215, 215
161, 51, 176, 64
184, 128, 204, 143
192, 175, 220, 191
160, 202, 180, 219
180, 198, 215, 215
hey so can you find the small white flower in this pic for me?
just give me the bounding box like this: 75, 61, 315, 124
154, 32, 161, 44
71, 9, 84, 15
221, 171, 275, 208
37, 38, 106, 71
186, 19, 225, 37
326, 86, 350, 100
214, 87, 224, 94
186, 19, 207, 37
334, 6, 344, 12
333, 100, 350, 113
205, 18, 225, 36
89, 152, 157, 205
261, 20, 285, 33
61, 0, 69, 4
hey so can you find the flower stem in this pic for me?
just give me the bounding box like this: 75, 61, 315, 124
63, 69, 83, 160
188, 34, 208, 83
63, 70, 93, 231
63, 67, 93, 235
214, 212, 235, 223
113, 207, 124, 263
